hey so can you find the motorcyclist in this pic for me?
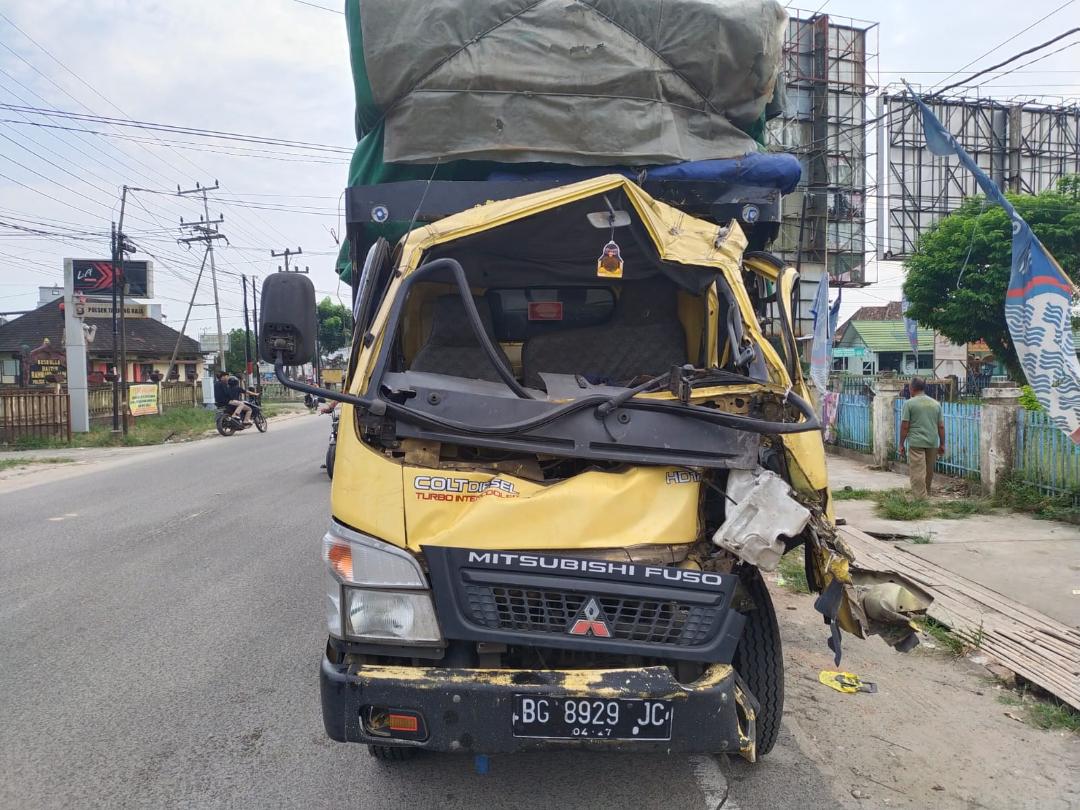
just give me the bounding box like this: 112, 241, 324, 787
226, 375, 257, 425
213, 371, 232, 411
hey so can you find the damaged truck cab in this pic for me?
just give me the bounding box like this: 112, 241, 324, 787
260, 175, 929, 762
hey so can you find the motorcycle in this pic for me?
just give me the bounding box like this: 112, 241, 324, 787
216, 394, 267, 436
323, 402, 339, 479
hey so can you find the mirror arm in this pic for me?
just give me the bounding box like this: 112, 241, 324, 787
273, 356, 372, 409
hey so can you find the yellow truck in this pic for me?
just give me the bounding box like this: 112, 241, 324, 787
258, 174, 927, 762
257, 0, 928, 764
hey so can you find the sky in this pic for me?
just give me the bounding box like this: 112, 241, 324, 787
0, 0, 1077, 336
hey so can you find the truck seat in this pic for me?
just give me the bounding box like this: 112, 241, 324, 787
522, 279, 687, 389
410, 294, 513, 383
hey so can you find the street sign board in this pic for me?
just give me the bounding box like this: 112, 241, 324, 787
28, 343, 66, 386
70, 259, 154, 298
128, 384, 159, 417
199, 332, 230, 353
77, 299, 149, 319
833, 347, 867, 358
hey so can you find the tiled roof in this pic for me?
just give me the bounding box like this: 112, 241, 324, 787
846, 301, 904, 322
0, 299, 201, 357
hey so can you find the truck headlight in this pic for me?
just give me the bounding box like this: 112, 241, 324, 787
322, 521, 442, 644
343, 588, 441, 643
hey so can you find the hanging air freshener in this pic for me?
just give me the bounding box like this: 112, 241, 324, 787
597, 240, 624, 279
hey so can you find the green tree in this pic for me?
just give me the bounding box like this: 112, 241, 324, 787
903, 178, 1080, 382
209, 328, 252, 378
317, 296, 353, 356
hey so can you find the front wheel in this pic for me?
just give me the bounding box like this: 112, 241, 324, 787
215, 414, 235, 437
731, 566, 784, 756
325, 443, 335, 479
254, 412, 268, 433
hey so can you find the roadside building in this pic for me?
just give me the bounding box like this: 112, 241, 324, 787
0, 297, 204, 387
834, 302, 934, 375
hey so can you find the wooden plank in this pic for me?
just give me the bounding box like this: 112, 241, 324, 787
838, 525, 1080, 711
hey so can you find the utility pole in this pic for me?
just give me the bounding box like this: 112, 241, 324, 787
271, 246, 303, 273
250, 275, 261, 393
242, 275, 252, 387
110, 186, 134, 434
110, 221, 119, 433
178, 181, 228, 371
165, 246, 210, 382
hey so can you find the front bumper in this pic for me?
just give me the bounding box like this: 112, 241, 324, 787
320, 653, 757, 759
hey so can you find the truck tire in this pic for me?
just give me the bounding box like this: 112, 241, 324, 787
368, 744, 418, 762
731, 566, 784, 757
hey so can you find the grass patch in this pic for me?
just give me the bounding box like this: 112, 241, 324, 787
875, 489, 934, 520
910, 532, 934, 545
259, 403, 307, 419
832, 487, 877, 501
0, 456, 75, 472
857, 488, 996, 521
995, 477, 1080, 525
918, 616, 983, 656
7, 407, 217, 450
775, 549, 810, 594
998, 691, 1080, 734
935, 498, 995, 519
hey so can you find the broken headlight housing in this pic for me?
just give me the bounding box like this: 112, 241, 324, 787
322, 521, 442, 644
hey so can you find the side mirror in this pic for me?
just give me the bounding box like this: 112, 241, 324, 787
259, 273, 316, 365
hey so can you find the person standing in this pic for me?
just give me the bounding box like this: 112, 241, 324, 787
899, 377, 945, 498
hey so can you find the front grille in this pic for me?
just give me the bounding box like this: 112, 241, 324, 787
464, 585, 718, 647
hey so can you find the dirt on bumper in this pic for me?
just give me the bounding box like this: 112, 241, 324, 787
321, 656, 757, 759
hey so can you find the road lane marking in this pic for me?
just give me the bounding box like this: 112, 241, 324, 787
688, 754, 738, 809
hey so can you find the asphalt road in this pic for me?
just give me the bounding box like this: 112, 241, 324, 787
0, 416, 839, 809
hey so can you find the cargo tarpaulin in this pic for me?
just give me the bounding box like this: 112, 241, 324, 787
346, 0, 787, 167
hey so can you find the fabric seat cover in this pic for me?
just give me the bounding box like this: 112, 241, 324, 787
411, 295, 512, 383
522, 279, 688, 389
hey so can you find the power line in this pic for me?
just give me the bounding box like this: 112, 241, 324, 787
0, 103, 353, 154
935, 27, 1080, 95
0, 9, 336, 276
929, 0, 1078, 92
0, 118, 347, 164
0, 14, 311, 261
290, 0, 344, 13
967, 42, 1080, 92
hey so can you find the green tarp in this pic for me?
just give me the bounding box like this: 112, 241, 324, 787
348, 0, 786, 166
338, 0, 788, 276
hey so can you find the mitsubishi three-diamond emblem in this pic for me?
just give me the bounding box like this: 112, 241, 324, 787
567, 598, 612, 637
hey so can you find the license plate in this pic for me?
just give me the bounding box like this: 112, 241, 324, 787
512, 695, 673, 740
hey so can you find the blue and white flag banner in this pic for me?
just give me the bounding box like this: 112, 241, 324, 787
902, 294, 920, 356
907, 85, 1080, 443
809, 271, 832, 396
829, 285, 842, 338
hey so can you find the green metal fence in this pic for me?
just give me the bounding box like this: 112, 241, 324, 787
894, 399, 981, 479
1015, 410, 1080, 500
836, 393, 872, 453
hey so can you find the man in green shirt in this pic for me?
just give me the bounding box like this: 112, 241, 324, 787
899, 377, 945, 498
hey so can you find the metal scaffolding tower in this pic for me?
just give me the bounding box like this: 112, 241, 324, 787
768, 10, 879, 288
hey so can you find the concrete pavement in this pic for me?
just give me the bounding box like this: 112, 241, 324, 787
829, 453, 1080, 628
0, 415, 846, 810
